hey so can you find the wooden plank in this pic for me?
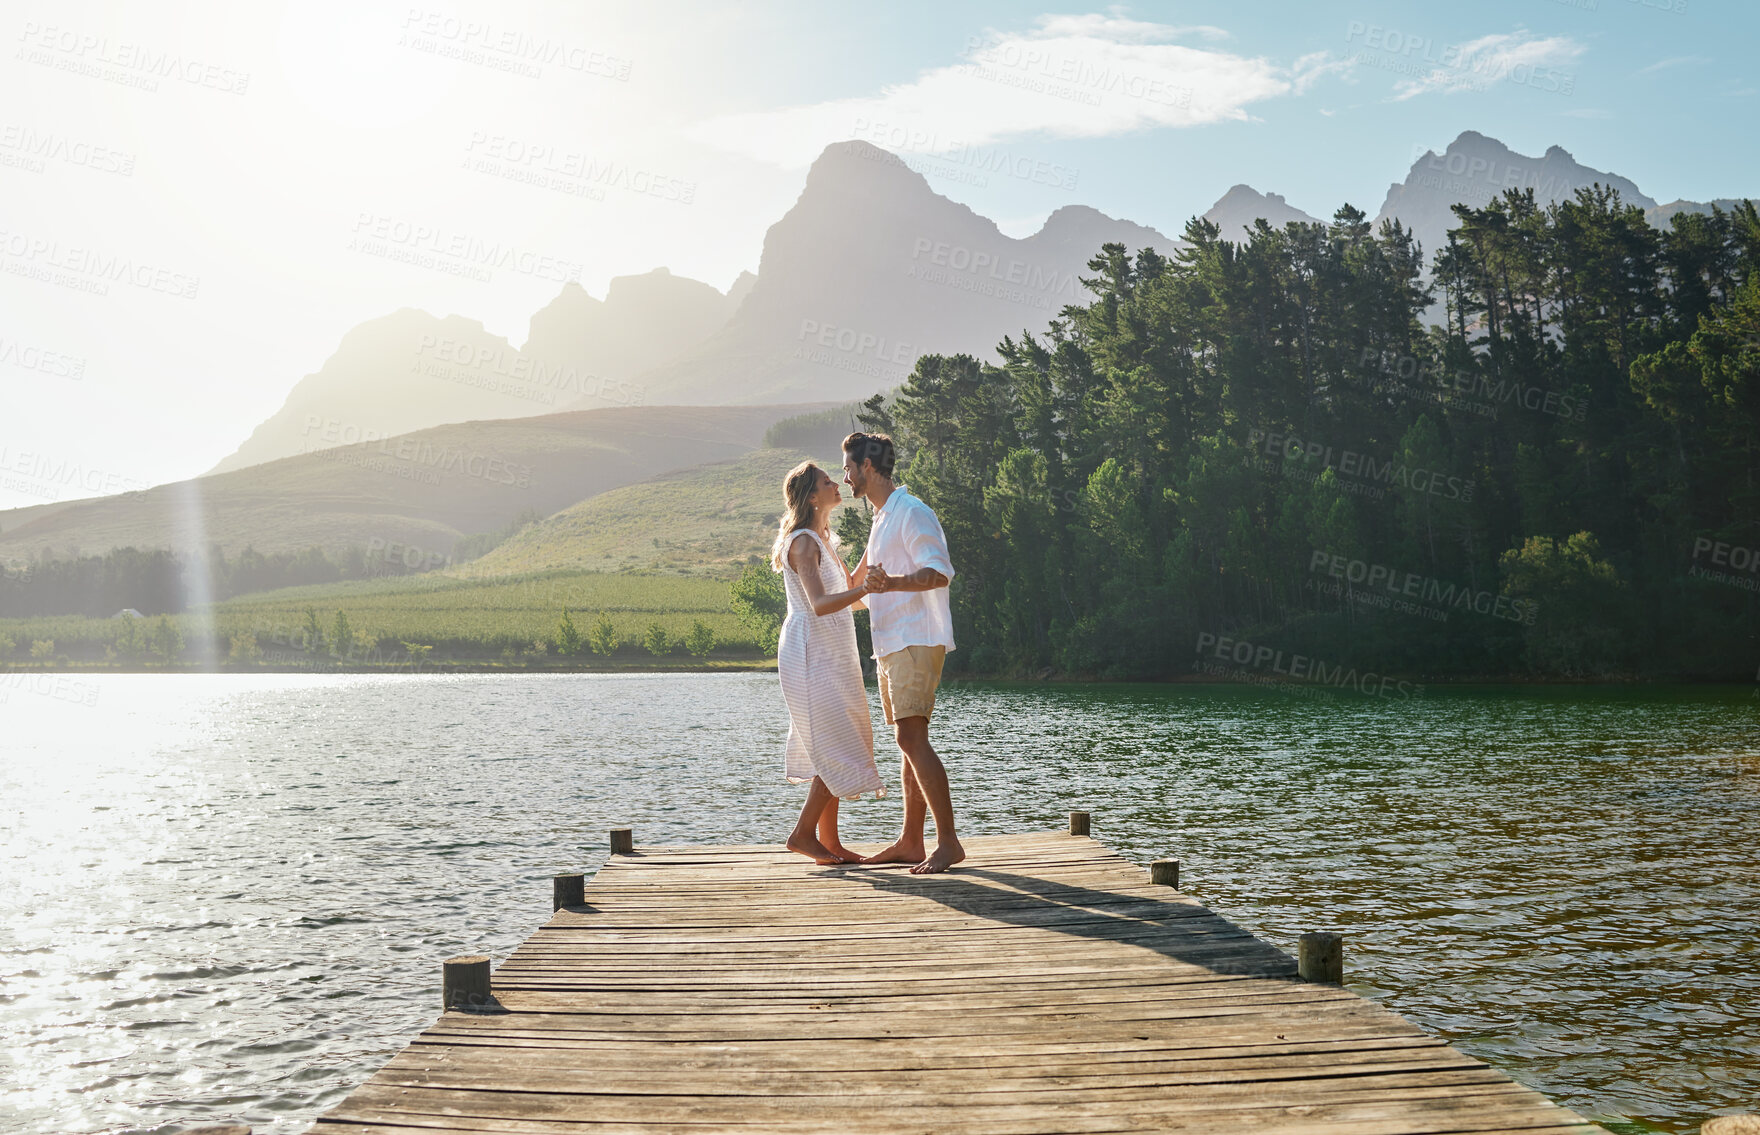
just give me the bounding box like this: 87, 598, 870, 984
315, 832, 1604, 1134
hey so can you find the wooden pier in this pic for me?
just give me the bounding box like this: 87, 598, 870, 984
312, 826, 1606, 1134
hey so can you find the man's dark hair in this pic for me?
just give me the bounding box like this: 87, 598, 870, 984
842, 431, 896, 478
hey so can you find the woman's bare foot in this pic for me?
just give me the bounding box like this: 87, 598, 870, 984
822, 840, 859, 862
860, 838, 926, 866
786, 832, 853, 865
910, 838, 966, 875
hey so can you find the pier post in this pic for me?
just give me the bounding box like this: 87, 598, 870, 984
1703, 1118, 1760, 1133
443, 955, 492, 1009
610, 828, 634, 855
553, 872, 584, 911
1069, 810, 1090, 836
1298, 932, 1343, 984
1151, 859, 1180, 889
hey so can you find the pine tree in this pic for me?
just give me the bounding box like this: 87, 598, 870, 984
557, 608, 582, 656
588, 613, 618, 657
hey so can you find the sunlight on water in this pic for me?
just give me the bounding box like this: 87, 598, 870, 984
0, 675, 1755, 1134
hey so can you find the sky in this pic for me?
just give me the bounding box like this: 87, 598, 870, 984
3, 0, 1756, 511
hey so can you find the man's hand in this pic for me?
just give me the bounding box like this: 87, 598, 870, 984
864, 564, 890, 593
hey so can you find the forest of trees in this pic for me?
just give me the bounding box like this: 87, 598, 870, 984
1, 541, 445, 618
856, 188, 1760, 681
0, 512, 545, 619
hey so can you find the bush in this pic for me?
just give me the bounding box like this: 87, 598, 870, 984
730, 558, 784, 656
643, 622, 670, 656
557, 608, 582, 655
588, 613, 619, 656
149, 616, 183, 662
229, 633, 262, 663
685, 620, 715, 657
113, 614, 144, 657
30, 638, 54, 660
1499, 531, 1628, 677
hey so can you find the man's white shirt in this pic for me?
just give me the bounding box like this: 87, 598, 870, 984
864, 485, 956, 658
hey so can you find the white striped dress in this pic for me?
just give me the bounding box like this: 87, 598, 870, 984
777, 529, 884, 800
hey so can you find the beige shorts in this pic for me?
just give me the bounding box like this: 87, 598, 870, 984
877, 644, 946, 725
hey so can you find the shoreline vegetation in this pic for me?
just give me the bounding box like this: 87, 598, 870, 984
1, 657, 1752, 689
6, 194, 1758, 684
0, 570, 768, 672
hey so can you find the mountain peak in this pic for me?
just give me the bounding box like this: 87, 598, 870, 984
1025, 204, 1178, 256
805, 140, 932, 190
1213, 184, 1292, 207
1375, 131, 1656, 272
1040, 203, 1111, 227
1203, 184, 1320, 237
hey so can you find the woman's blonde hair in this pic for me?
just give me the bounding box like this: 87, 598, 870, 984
771, 461, 826, 570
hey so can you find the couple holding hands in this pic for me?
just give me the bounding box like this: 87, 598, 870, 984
771, 432, 963, 875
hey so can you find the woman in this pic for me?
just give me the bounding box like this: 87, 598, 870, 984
772, 460, 883, 864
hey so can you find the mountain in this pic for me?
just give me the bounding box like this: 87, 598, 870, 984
525, 268, 742, 409
1646, 198, 1754, 227
209, 269, 745, 474
210, 310, 520, 475
1376, 131, 1657, 266
618, 141, 1181, 407
1202, 185, 1322, 238
0, 404, 824, 566
204, 133, 1748, 479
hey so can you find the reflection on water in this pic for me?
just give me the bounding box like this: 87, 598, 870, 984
0, 674, 1755, 1133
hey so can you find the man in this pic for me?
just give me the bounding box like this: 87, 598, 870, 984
842, 431, 964, 875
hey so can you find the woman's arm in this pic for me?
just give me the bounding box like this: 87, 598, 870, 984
848, 548, 868, 610
787, 534, 868, 617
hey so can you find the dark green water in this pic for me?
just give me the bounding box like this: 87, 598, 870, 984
938, 679, 1760, 1134
2, 675, 1754, 1132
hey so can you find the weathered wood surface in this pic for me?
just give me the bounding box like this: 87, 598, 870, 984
312, 832, 1604, 1134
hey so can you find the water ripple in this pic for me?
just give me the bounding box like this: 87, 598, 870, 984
0, 674, 1754, 1134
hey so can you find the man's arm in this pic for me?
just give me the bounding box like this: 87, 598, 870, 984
876, 566, 947, 592
871, 508, 952, 592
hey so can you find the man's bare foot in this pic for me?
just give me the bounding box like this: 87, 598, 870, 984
786, 833, 852, 865
910, 838, 966, 875
860, 838, 926, 866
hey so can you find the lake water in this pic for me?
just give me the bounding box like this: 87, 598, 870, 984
1, 673, 1756, 1134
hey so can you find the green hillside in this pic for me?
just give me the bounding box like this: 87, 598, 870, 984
0, 404, 829, 568
457, 446, 847, 578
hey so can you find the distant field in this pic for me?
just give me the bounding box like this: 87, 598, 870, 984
0, 440, 858, 668
0, 570, 764, 666
458, 446, 840, 578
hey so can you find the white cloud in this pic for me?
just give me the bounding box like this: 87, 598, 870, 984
1388, 31, 1584, 101
687, 14, 1296, 167
1291, 50, 1357, 94
1638, 55, 1710, 75
1031, 13, 1230, 43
